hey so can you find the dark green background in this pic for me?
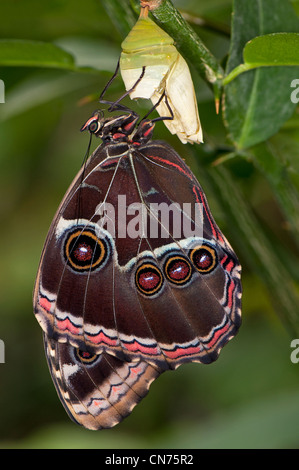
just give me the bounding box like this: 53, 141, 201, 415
0, 0, 299, 449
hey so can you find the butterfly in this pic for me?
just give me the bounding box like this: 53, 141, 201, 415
33, 96, 242, 430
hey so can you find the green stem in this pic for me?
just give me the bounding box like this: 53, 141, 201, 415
223, 61, 299, 86
150, 1, 224, 88
223, 63, 253, 85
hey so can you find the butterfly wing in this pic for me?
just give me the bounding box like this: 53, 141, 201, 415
44, 333, 162, 430
34, 139, 241, 372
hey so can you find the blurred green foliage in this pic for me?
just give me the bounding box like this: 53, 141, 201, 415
0, 0, 299, 449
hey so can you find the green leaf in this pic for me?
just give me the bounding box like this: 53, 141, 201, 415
224, 33, 299, 84
223, 0, 299, 149
0, 39, 76, 69
0, 72, 102, 123
244, 32, 299, 66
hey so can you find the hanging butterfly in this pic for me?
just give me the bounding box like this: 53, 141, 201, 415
33, 83, 242, 430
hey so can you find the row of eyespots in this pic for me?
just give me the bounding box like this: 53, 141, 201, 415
63, 230, 217, 297
136, 245, 217, 296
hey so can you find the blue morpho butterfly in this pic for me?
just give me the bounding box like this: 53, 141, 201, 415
33, 67, 242, 430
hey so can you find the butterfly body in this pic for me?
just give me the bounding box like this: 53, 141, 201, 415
34, 111, 242, 429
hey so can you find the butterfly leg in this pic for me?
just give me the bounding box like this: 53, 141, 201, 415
99, 60, 146, 117
142, 90, 174, 123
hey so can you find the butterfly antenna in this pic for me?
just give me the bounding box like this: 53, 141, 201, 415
99, 59, 120, 103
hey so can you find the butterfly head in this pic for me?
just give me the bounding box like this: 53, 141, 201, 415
81, 111, 155, 146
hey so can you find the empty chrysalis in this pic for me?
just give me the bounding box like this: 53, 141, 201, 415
120, 7, 203, 144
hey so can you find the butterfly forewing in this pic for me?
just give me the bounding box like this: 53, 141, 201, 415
35, 135, 241, 368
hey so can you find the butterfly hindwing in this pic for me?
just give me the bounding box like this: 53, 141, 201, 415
44, 333, 162, 430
